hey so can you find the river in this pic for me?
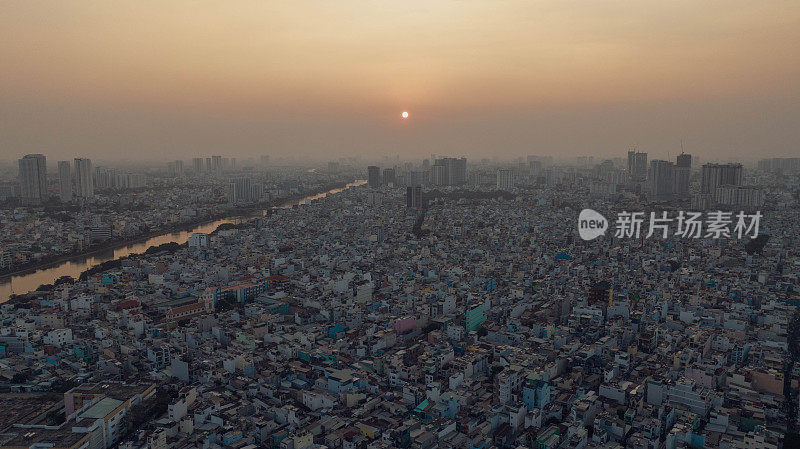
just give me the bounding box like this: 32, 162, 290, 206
0, 179, 365, 302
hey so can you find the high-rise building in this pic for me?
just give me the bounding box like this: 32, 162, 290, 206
205, 157, 212, 172
757, 157, 800, 173
192, 158, 204, 174
250, 183, 264, 203
529, 159, 543, 175
527, 155, 553, 167
714, 185, 764, 209
648, 160, 674, 201
674, 153, 692, 198
260, 155, 270, 167
496, 169, 514, 190
701, 163, 742, 194
433, 157, 467, 186
115, 172, 146, 189
58, 161, 72, 203
676, 153, 692, 168
405, 170, 429, 186
698, 163, 744, 208
406, 185, 424, 209
18, 154, 47, 205
576, 156, 594, 168
212, 155, 222, 173
168, 160, 183, 176
228, 177, 252, 204
367, 166, 381, 188
74, 158, 94, 199
452, 158, 467, 185
0, 185, 16, 202
431, 164, 447, 186
382, 168, 396, 186
596, 160, 622, 185
94, 166, 117, 189
627, 150, 648, 182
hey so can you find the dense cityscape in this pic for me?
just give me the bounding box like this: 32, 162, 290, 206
4, 1, 800, 448
1, 152, 799, 449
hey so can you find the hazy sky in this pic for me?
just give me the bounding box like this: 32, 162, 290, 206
2, 1, 799, 162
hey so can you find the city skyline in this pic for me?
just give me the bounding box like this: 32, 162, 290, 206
2, 1, 799, 161
1, 3, 800, 448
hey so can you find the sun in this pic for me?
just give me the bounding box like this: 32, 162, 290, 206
401, 111, 409, 119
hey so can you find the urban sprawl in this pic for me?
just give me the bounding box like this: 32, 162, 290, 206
0, 153, 799, 449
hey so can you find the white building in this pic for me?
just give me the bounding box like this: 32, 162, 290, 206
715, 185, 764, 209
18, 154, 47, 205
188, 233, 209, 249
115, 172, 146, 189
74, 157, 94, 199
497, 169, 514, 190
43, 328, 73, 347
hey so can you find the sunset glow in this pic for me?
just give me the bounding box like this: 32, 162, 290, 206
1, 1, 799, 161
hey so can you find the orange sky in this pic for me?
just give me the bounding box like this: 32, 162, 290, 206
2, 1, 799, 161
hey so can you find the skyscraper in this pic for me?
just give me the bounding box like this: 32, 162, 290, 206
74, 158, 94, 199
228, 177, 253, 204
192, 158, 204, 174
169, 160, 184, 176
451, 157, 467, 185
674, 153, 692, 198
757, 157, 800, 173
94, 166, 116, 189
701, 163, 743, 194
433, 157, 467, 186
700, 163, 744, 206
382, 168, 396, 186
431, 164, 446, 186
529, 159, 543, 175
496, 169, 514, 190
250, 183, 264, 203
405, 170, 429, 186
627, 150, 648, 183
406, 185, 423, 209
115, 172, 146, 189
648, 160, 674, 201
18, 154, 47, 205
58, 161, 72, 203
367, 166, 381, 188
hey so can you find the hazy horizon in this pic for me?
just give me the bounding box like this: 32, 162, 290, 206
2, 1, 799, 162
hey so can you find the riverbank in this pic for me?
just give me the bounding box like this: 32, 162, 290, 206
1, 179, 362, 302
0, 212, 233, 280
0, 179, 355, 281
